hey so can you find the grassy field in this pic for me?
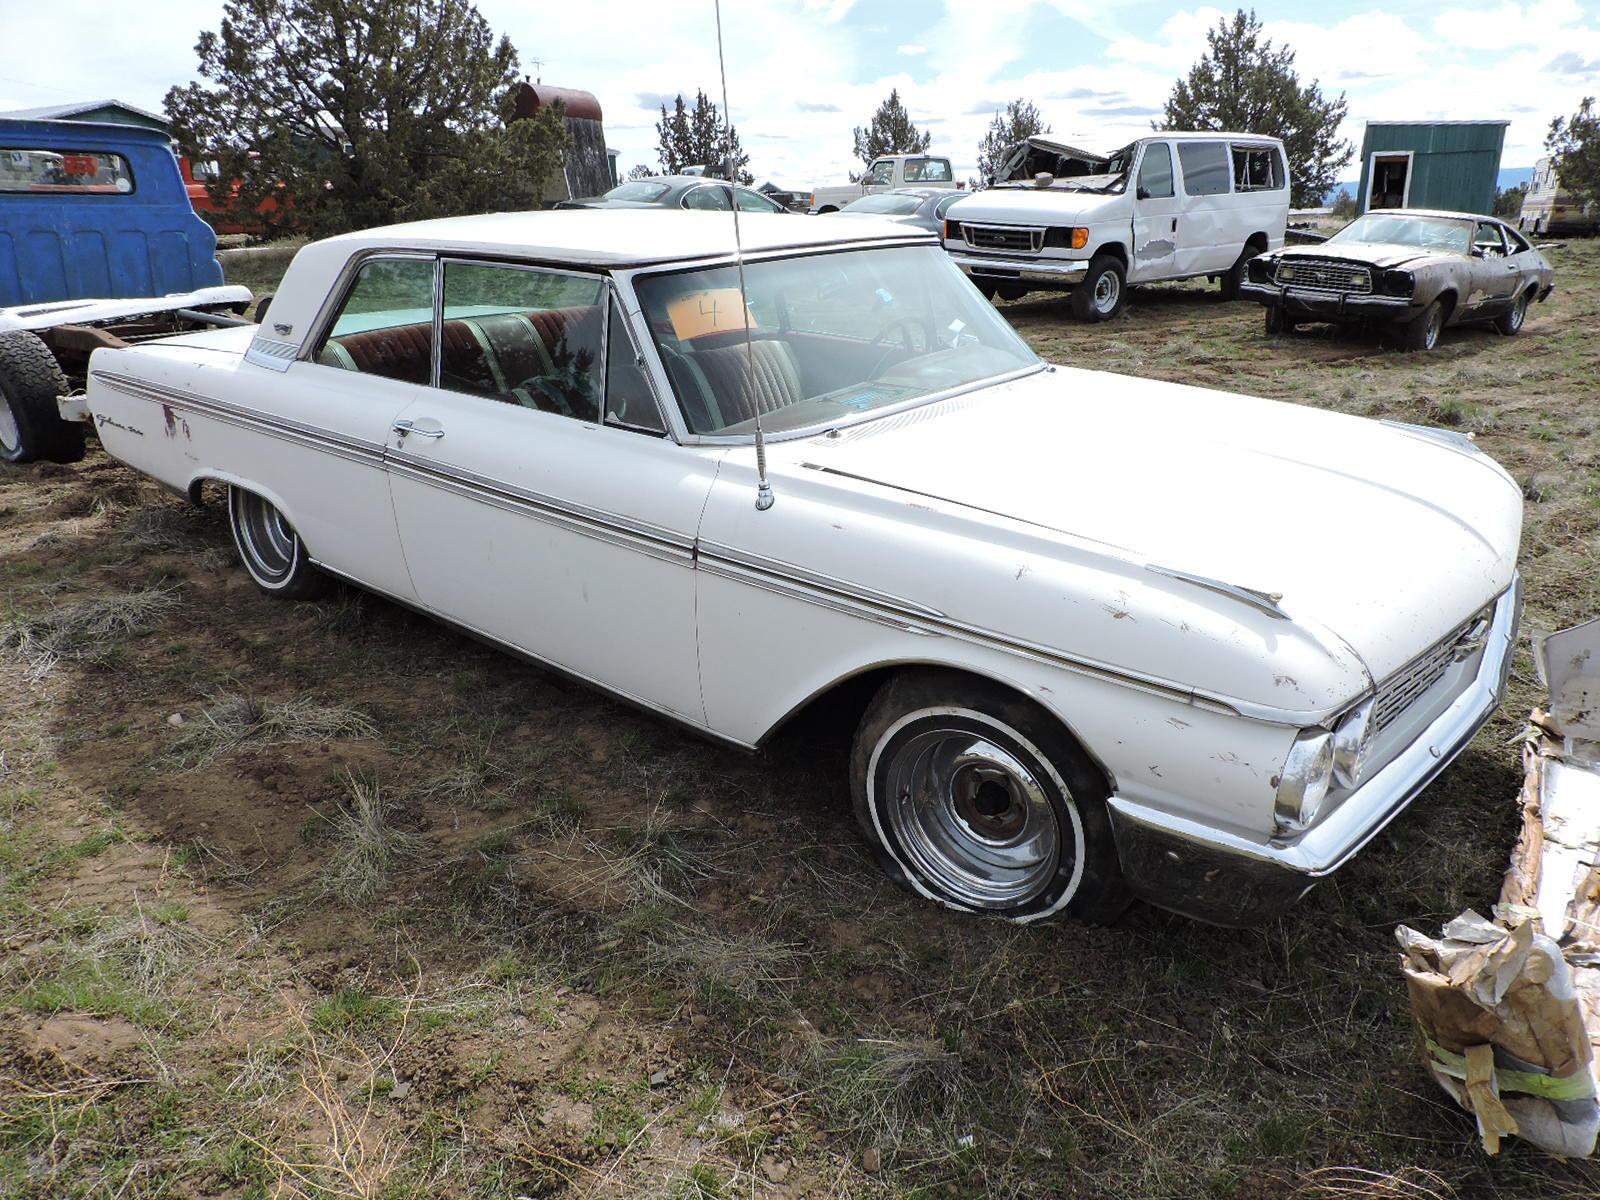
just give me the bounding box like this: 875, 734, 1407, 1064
2, 240, 1599, 1199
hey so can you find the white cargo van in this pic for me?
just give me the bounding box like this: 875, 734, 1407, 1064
943, 132, 1289, 321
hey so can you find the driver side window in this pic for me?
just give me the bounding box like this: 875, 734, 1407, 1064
867, 160, 894, 186
1137, 143, 1174, 199
1474, 221, 1506, 257
437, 260, 606, 422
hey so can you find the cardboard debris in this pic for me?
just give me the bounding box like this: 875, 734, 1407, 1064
1396, 620, 1600, 1158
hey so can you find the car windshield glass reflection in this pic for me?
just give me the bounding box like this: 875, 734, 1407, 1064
633, 246, 1039, 437
1331, 214, 1471, 254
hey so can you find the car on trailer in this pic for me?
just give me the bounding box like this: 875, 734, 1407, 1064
50, 209, 1520, 928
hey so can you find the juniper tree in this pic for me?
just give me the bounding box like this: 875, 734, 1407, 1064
852, 89, 932, 175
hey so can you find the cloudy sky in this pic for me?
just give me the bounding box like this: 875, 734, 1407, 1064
1, 0, 1597, 189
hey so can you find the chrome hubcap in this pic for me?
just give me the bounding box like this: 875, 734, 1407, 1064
233, 490, 297, 582
1511, 296, 1527, 329
882, 727, 1062, 909
0, 396, 18, 453
1093, 271, 1121, 314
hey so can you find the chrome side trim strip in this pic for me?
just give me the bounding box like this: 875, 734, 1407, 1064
91, 372, 385, 467
386, 450, 694, 565
696, 541, 1251, 719
1145, 564, 1288, 620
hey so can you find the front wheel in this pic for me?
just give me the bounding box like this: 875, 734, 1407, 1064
850, 670, 1131, 924
1219, 244, 1259, 301
1403, 298, 1447, 352
1263, 306, 1299, 336
1070, 255, 1127, 322
227, 485, 329, 599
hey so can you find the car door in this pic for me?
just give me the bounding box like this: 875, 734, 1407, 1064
275, 253, 438, 601
864, 159, 895, 193
383, 258, 713, 725
1467, 220, 1516, 316
682, 184, 733, 211
1128, 140, 1181, 283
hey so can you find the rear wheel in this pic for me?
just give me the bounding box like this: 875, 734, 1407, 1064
850, 670, 1131, 924
1495, 289, 1530, 336
0, 330, 84, 464
1403, 298, 1447, 352
227, 486, 329, 599
1070, 255, 1127, 322
1220, 243, 1260, 301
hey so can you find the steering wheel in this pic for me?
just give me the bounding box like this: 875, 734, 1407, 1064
867, 316, 938, 378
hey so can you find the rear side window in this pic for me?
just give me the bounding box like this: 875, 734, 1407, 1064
1177, 141, 1230, 197
0, 148, 135, 194
438, 260, 606, 421
1505, 226, 1531, 253
1137, 143, 1174, 198
1232, 146, 1284, 191
683, 185, 732, 211
315, 258, 436, 384
904, 158, 953, 183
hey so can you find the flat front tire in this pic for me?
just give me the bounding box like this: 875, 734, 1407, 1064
0, 330, 84, 464
227, 485, 328, 599
850, 670, 1131, 924
1070, 255, 1126, 322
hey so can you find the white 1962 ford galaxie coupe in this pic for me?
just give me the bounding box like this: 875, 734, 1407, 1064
71, 210, 1521, 926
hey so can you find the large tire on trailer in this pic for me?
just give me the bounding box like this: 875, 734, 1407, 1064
0, 330, 84, 464
850, 668, 1132, 925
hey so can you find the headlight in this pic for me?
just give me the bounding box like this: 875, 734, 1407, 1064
1275, 729, 1334, 834
1331, 698, 1376, 789
1381, 269, 1415, 297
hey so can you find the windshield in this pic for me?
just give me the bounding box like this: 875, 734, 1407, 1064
1331, 214, 1471, 254
605, 181, 669, 202
633, 245, 1040, 437
842, 193, 923, 215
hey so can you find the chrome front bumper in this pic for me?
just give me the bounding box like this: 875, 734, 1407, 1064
947, 250, 1088, 287
1108, 576, 1521, 926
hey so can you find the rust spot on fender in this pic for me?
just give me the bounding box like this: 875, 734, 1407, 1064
161, 404, 191, 441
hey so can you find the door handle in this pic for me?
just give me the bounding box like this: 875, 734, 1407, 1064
1171, 218, 1178, 232
392, 419, 443, 440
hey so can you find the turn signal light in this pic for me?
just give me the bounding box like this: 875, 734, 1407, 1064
1070, 227, 1089, 250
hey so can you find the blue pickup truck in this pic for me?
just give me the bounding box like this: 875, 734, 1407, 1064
0, 117, 251, 462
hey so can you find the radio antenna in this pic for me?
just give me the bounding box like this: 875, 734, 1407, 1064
713, 0, 774, 511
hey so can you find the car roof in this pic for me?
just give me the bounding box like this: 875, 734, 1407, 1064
1365, 208, 1491, 223
622, 175, 758, 190
314, 209, 922, 267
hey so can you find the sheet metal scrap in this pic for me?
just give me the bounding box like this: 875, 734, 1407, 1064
1396, 618, 1600, 1158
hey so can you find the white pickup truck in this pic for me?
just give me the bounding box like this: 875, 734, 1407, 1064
809, 153, 958, 213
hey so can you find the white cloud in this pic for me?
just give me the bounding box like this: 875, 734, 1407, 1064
898, 44, 928, 56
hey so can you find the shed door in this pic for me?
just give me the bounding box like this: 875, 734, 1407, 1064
1369, 154, 1410, 210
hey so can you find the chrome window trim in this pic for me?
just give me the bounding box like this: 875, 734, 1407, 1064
300, 249, 438, 367
602, 283, 672, 437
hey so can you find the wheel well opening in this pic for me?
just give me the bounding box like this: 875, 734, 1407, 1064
1096, 242, 1128, 268
1435, 290, 1458, 322
758, 664, 1113, 796
1245, 232, 1269, 253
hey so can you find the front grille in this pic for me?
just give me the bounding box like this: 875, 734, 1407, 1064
1275, 260, 1373, 294
1372, 609, 1491, 732
963, 224, 1044, 254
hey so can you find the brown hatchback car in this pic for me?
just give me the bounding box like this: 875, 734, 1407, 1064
1241, 209, 1555, 351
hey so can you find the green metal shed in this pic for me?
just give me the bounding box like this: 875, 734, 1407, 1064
1356, 121, 1507, 216
0, 99, 170, 134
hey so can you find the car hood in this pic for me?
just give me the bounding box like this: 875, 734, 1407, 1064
784, 367, 1521, 684
1276, 240, 1454, 270
946, 187, 1123, 226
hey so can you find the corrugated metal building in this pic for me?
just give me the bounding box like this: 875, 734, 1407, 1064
0, 99, 170, 134
1357, 121, 1508, 216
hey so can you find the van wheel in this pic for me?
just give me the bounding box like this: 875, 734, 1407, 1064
1070, 256, 1126, 322
0, 330, 85, 465
996, 286, 1028, 302
850, 669, 1131, 924
974, 281, 998, 301
1220, 245, 1260, 301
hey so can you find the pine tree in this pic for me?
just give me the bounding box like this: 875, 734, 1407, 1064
165, 0, 567, 237
1547, 97, 1600, 210
852, 89, 931, 174
1158, 8, 1352, 208
654, 90, 751, 183
977, 100, 1050, 182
